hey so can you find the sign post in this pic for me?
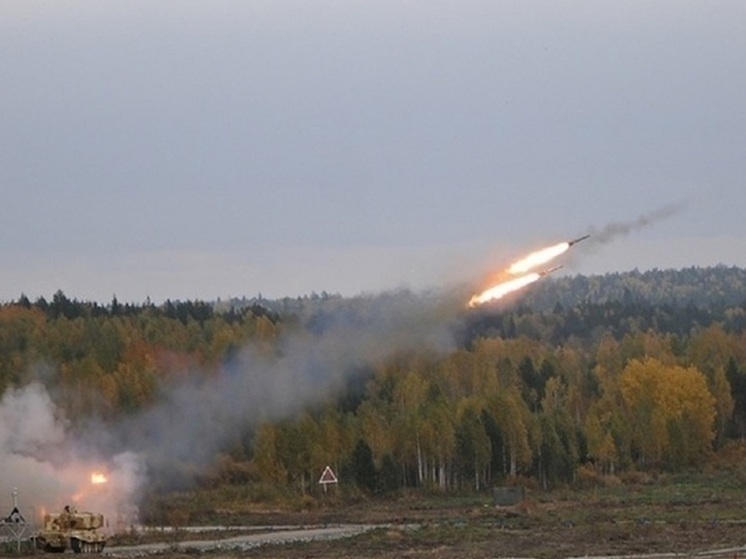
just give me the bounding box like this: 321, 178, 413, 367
318, 466, 338, 493
1, 488, 27, 553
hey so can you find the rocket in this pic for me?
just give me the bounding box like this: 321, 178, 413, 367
539, 265, 563, 277
568, 234, 590, 246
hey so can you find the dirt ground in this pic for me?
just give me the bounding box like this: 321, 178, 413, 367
113, 518, 746, 559
235, 521, 746, 559
231, 509, 746, 559
9, 483, 746, 559
107, 492, 746, 559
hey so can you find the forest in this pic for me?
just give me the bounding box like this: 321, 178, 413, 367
2, 265, 746, 500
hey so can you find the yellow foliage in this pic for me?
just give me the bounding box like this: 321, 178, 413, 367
253, 422, 288, 484
619, 358, 716, 468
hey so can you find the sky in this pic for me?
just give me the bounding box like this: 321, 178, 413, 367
2, 1, 745, 304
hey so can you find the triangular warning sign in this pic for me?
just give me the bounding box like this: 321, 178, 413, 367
318, 465, 338, 484
3, 506, 25, 524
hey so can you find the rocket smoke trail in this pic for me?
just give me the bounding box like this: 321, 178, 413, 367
589, 203, 685, 245
467, 203, 685, 307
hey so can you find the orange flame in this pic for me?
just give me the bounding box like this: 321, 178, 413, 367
468, 273, 541, 307
507, 242, 569, 275
91, 472, 108, 485
469, 239, 571, 307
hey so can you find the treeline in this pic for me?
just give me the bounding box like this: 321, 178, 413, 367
1, 266, 746, 495
246, 326, 743, 494
0, 295, 281, 416
526, 265, 746, 310
13, 289, 277, 324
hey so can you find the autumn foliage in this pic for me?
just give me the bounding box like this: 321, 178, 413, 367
2, 267, 746, 496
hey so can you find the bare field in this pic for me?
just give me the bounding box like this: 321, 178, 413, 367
102, 474, 746, 559
8, 473, 746, 559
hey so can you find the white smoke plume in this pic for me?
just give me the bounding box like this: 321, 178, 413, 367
106, 290, 460, 485
0, 382, 145, 529
0, 290, 461, 525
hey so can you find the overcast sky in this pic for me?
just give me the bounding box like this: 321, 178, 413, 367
2, 1, 745, 304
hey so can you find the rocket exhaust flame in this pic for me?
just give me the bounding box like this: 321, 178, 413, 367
507, 242, 570, 275
468, 273, 541, 307
469, 235, 586, 307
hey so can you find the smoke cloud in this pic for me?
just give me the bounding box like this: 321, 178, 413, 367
109, 290, 460, 484
1, 290, 462, 527
1, 205, 681, 525
0, 382, 145, 528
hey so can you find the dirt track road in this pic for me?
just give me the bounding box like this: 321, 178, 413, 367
104, 524, 387, 555
102, 522, 746, 559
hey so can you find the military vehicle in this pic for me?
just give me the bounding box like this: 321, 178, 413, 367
36, 506, 107, 553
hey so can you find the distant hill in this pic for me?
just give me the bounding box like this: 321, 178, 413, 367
217, 266, 746, 347
226, 265, 746, 317
525, 265, 746, 310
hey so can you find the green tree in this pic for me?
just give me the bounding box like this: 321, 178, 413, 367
535, 377, 580, 488
454, 398, 490, 490
486, 387, 533, 477
349, 439, 377, 493
726, 357, 746, 438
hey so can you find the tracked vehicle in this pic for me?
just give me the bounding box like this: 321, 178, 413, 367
36, 506, 107, 553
